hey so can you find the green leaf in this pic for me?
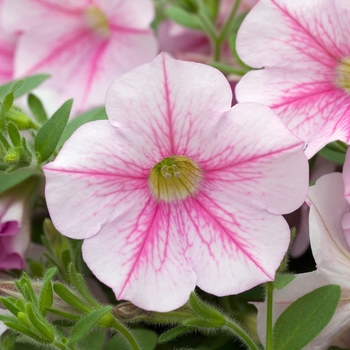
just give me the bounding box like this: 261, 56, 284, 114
58, 106, 107, 148
105, 328, 157, 350
164, 6, 202, 30
319, 145, 346, 164
0, 74, 50, 101
273, 284, 341, 350
77, 330, 106, 350
0, 170, 33, 195
34, 99, 73, 162
68, 306, 112, 345
273, 274, 295, 290
158, 325, 191, 343
7, 122, 21, 147
0, 297, 21, 316
183, 318, 223, 328
28, 94, 47, 125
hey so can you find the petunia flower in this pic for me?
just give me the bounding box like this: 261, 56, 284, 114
235, 0, 350, 158
0, 182, 33, 270
256, 167, 350, 349
43, 53, 308, 312
0, 0, 16, 84
158, 0, 258, 63
1, 0, 158, 114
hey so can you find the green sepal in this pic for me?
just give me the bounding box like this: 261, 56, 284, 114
164, 6, 202, 30
0, 297, 21, 316
28, 94, 48, 125
319, 141, 347, 164
17, 312, 32, 329
67, 263, 100, 308
0, 74, 50, 101
273, 274, 295, 290
158, 325, 191, 343
189, 292, 225, 325
68, 306, 113, 345
34, 99, 73, 163
273, 284, 341, 350
38, 267, 57, 314
0, 93, 14, 131
53, 282, 90, 313
14, 273, 38, 307
25, 303, 55, 343
4, 320, 43, 343
7, 122, 21, 147
46, 308, 80, 322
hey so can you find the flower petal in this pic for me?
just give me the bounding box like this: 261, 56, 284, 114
43, 120, 152, 240
82, 200, 196, 312
236, 0, 350, 158
196, 103, 309, 214
106, 53, 232, 159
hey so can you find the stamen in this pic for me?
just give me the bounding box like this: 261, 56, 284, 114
84, 6, 110, 37
336, 58, 350, 92
149, 156, 202, 202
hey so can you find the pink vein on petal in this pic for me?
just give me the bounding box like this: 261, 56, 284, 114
117, 200, 159, 298
162, 54, 175, 154
271, 0, 340, 60
193, 194, 271, 278
23, 29, 91, 76
30, 0, 83, 16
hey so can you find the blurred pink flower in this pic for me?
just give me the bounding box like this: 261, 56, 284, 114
158, 0, 258, 62
0, 184, 33, 270
43, 53, 308, 312
0, 0, 16, 84
236, 0, 350, 158
2, 0, 158, 114
256, 167, 350, 349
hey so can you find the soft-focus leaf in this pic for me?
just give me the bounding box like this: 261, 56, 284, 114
77, 329, 106, 350
164, 6, 202, 30
68, 306, 112, 345
104, 328, 157, 350
34, 99, 72, 162
273, 284, 341, 350
0, 169, 33, 195
158, 325, 191, 343
58, 106, 107, 148
0, 75, 50, 100
0, 93, 14, 130
28, 94, 48, 124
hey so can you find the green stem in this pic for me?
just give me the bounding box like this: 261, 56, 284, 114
196, 0, 220, 60
266, 282, 274, 350
224, 317, 260, 350
110, 318, 141, 350
218, 0, 242, 43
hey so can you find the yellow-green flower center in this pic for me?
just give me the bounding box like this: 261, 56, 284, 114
84, 6, 110, 37
336, 58, 350, 92
148, 156, 202, 202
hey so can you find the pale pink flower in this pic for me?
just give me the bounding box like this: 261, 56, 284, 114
43, 53, 308, 312
235, 0, 350, 158
0, 185, 32, 270
158, 0, 258, 62
2, 0, 158, 114
0, 0, 16, 84
256, 169, 350, 349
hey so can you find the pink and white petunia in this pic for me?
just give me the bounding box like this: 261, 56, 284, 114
2, 0, 158, 114
256, 168, 350, 349
43, 53, 308, 312
0, 0, 16, 84
0, 184, 32, 270
235, 0, 350, 158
